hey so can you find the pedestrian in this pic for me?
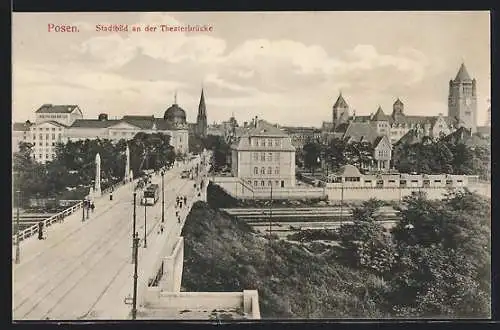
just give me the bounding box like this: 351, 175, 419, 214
38, 221, 44, 240
180, 201, 183, 208
90, 202, 95, 213
176, 211, 179, 218
184, 196, 187, 205
160, 224, 164, 234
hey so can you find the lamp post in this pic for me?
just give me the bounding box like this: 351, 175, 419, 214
131, 235, 139, 320
161, 171, 165, 223
143, 203, 147, 248
132, 192, 137, 263
15, 190, 21, 264
82, 199, 85, 222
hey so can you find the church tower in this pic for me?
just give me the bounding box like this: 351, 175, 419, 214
196, 88, 208, 138
448, 63, 477, 133
332, 92, 350, 130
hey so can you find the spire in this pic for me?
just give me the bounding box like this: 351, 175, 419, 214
454, 62, 472, 82
333, 91, 348, 109
198, 88, 206, 118
372, 105, 389, 121
174, 90, 178, 104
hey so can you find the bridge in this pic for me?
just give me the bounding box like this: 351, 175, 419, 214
12, 151, 261, 320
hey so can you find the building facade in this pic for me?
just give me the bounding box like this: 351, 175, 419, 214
280, 126, 322, 149
12, 121, 32, 153
231, 119, 296, 188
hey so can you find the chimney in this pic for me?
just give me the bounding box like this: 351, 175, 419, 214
255, 116, 258, 128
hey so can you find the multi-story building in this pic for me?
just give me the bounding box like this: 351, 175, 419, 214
12, 121, 32, 153
280, 126, 322, 149
230, 119, 296, 188
448, 63, 478, 133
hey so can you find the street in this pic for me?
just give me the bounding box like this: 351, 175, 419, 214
12, 155, 210, 320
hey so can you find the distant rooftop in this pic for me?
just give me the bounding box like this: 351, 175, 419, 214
35, 104, 80, 114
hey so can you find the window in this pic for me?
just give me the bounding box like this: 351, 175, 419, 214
58, 133, 62, 139
267, 153, 272, 161
434, 180, 441, 183
253, 153, 258, 161
275, 167, 280, 175
46, 154, 49, 159
274, 140, 280, 146
268, 181, 272, 186
52, 128, 56, 131
46, 128, 50, 131
261, 181, 265, 186
46, 142, 49, 146
33, 134, 36, 140
52, 142, 55, 146
281, 180, 284, 188
446, 180, 453, 184
39, 154, 42, 159
388, 180, 396, 183
411, 180, 418, 183
39, 134, 43, 140
39, 142, 42, 146
261, 167, 265, 174
46, 134, 49, 139
457, 180, 463, 183
52, 133, 55, 139
267, 167, 272, 174
254, 167, 258, 174
400, 180, 407, 185
365, 180, 372, 183
59, 128, 62, 131
275, 180, 279, 186
268, 139, 272, 146
465, 111, 471, 116
275, 153, 280, 161
254, 181, 258, 186
255, 139, 259, 146
260, 153, 265, 161
345, 177, 360, 182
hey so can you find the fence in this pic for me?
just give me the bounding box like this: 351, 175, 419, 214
12, 201, 84, 243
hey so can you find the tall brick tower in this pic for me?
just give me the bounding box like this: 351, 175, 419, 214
332, 91, 350, 130
196, 88, 207, 138
448, 63, 477, 133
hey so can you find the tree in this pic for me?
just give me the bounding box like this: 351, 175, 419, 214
338, 199, 397, 276
388, 190, 491, 317
303, 141, 321, 174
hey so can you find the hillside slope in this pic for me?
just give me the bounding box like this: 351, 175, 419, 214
181, 201, 391, 319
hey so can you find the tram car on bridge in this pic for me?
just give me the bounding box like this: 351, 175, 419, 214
142, 184, 160, 205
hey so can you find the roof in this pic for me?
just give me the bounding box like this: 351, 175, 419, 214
35, 120, 68, 128
454, 63, 472, 82
351, 115, 371, 122
372, 106, 390, 121
394, 98, 404, 106
342, 122, 379, 144
333, 93, 349, 109
13, 122, 32, 131
198, 89, 206, 117
69, 117, 178, 130
35, 104, 80, 114
244, 120, 288, 137
336, 165, 362, 177
70, 119, 120, 128
394, 129, 424, 146
164, 104, 187, 120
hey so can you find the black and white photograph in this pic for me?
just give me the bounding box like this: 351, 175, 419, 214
12, 11, 491, 320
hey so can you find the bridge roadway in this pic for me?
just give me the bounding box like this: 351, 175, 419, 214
12, 156, 209, 320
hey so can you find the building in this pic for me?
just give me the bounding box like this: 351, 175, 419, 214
280, 126, 322, 149
12, 121, 32, 153
448, 63, 478, 133
65, 112, 189, 154
322, 64, 482, 145
230, 118, 296, 188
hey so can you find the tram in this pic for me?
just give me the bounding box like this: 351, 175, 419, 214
142, 184, 160, 205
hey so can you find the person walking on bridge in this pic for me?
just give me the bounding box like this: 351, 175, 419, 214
183, 196, 187, 206
90, 202, 95, 213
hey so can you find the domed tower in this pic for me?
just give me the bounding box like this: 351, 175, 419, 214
163, 92, 187, 126
448, 63, 477, 133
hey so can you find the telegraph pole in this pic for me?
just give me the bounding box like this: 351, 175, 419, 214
143, 203, 147, 248
15, 190, 21, 264
131, 235, 139, 320
269, 185, 273, 238
132, 192, 137, 263
161, 171, 165, 223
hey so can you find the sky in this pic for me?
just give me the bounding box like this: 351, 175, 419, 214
12, 11, 491, 127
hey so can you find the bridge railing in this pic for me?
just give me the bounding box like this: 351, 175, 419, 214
12, 201, 84, 243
